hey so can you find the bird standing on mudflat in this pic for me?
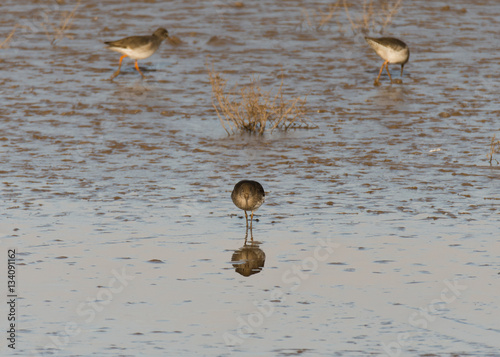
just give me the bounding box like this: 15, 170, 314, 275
104, 28, 169, 80
231, 180, 265, 232
365, 36, 410, 85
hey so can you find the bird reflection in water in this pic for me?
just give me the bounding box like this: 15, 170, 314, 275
231, 237, 266, 277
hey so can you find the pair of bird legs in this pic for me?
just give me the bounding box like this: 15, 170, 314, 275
244, 210, 255, 242
374, 60, 403, 86
109, 55, 145, 80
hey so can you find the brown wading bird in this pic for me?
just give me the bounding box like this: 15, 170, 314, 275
365, 37, 410, 85
231, 180, 265, 233
104, 28, 169, 80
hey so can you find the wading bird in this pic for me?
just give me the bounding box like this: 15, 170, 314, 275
105, 28, 169, 80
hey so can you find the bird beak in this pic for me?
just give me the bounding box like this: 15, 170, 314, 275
401, 64, 405, 77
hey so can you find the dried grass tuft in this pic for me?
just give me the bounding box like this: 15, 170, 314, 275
41, 0, 82, 45
487, 134, 500, 166
343, 0, 403, 34
300, 0, 342, 32
298, 0, 403, 35
207, 65, 316, 135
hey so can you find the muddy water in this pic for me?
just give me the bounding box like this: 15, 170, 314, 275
1, 0, 499, 356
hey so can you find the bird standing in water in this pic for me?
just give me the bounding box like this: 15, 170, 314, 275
104, 28, 169, 80
365, 36, 410, 85
231, 180, 265, 233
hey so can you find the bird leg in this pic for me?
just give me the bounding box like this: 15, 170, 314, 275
244, 213, 249, 240
109, 54, 127, 80
375, 60, 388, 85
134, 60, 145, 79
385, 61, 393, 83
250, 211, 254, 239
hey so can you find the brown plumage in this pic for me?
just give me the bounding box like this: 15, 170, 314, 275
231, 180, 265, 231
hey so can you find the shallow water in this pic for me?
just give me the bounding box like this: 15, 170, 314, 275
1, 0, 499, 356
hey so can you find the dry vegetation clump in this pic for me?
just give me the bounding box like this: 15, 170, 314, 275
342, 0, 403, 34
487, 134, 500, 166
41, 0, 81, 44
300, 1, 342, 32
207, 66, 316, 135
300, 0, 403, 34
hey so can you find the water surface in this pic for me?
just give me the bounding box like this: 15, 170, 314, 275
1, 0, 499, 356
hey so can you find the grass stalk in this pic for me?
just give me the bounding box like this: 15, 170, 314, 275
487, 135, 500, 166
0, 25, 21, 49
